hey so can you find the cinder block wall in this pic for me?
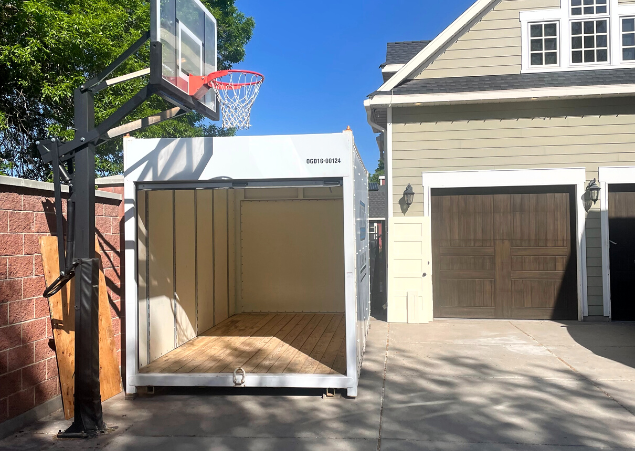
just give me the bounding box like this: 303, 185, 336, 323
0, 177, 123, 424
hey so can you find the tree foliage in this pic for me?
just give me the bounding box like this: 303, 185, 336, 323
0, 0, 254, 180
369, 156, 385, 183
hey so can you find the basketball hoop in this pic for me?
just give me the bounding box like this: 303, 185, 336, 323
206, 70, 264, 130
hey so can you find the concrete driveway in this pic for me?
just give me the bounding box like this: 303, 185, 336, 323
1, 319, 634, 450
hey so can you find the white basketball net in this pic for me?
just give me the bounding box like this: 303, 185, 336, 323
210, 71, 263, 130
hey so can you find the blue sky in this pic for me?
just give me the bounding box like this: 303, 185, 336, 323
229, 0, 475, 172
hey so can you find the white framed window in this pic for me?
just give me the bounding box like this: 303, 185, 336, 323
530, 22, 559, 66
622, 17, 635, 61
520, 0, 635, 72
571, 0, 608, 17
571, 19, 609, 63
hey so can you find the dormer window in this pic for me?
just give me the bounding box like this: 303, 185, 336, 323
521, 0, 635, 71
571, 0, 607, 17
623, 18, 635, 60
571, 19, 608, 63
530, 23, 559, 66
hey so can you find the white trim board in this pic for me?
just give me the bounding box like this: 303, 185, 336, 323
366, 84, 635, 108
421, 167, 588, 320
598, 166, 635, 318
382, 64, 404, 73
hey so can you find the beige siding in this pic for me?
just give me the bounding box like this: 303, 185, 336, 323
416, 0, 559, 79
391, 97, 635, 314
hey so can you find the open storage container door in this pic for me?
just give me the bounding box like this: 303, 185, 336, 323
124, 133, 369, 397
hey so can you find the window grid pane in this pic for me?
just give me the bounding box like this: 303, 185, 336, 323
571, 19, 608, 63
571, 0, 607, 16
623, 18, 635, 61
530, 22, 559, 66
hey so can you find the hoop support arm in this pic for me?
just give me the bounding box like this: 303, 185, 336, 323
82, 31, 150, 93
40, 86, 152, 163
101, 107, 187, 141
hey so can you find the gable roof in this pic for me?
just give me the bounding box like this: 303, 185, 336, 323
377, 0, 498, 91
382, 41, 431, 67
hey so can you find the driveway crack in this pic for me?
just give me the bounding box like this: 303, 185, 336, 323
509, 321, 635, 417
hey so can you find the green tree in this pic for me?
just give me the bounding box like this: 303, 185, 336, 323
369, 156, 385, 183
0, 0, 254, 180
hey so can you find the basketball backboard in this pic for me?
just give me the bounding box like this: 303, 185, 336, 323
150, 0, 218, 120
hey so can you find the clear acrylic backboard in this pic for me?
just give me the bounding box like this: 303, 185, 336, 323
150, 0, 218, 119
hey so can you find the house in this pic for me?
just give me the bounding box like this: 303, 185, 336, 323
366, 0, 635, 322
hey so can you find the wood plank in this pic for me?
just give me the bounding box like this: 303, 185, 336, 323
315, 315, 346, 374
185, 314, 276, 373
142, 315, 242, 373
141, 315, 249, 373
241, 314, 303, 372
267, 314, 323, 373
330, 338, 347, 375
253, 314, 314, 373
218, 313, 295, 373
300, 314, 343, 374
139, 314, 346, 375
40, 236, 121, 420
283, 314, 333, 373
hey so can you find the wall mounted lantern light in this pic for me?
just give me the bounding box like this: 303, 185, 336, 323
404, 183, 415, 207
586, 178, 601, 204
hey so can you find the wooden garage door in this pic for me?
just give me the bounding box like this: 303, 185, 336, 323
608, 184, 635, 321
431, 186, 577, 319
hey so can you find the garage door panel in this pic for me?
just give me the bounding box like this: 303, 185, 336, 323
608, 186, 635, 321
512, 256, 565, 271
436, 306, 496, 318
432, 187, 577, 319
438, 279, 495, 308
440, 247, 495, 256
512, 280, 561, 309
440, 255, 495, 270
440, 270, 495, 279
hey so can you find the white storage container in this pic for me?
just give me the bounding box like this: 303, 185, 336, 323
124, 132, 369, 397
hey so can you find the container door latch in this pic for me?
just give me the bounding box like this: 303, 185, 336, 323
233, 367, 246, 387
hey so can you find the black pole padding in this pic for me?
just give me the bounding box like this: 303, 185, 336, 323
76, 258, 104, 433
58, 258, 104, 438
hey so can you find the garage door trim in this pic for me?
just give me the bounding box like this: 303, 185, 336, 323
598, 166, 635, 319
422, 167, 587, 320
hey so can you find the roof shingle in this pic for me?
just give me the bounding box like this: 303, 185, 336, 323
374, 67, 635, 96
383, 40, 431, 66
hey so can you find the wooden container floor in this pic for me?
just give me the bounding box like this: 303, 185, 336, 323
140, 313, 347, 375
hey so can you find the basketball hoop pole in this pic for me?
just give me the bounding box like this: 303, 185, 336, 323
35, 31, 195, 438
36, 24, 261, 435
